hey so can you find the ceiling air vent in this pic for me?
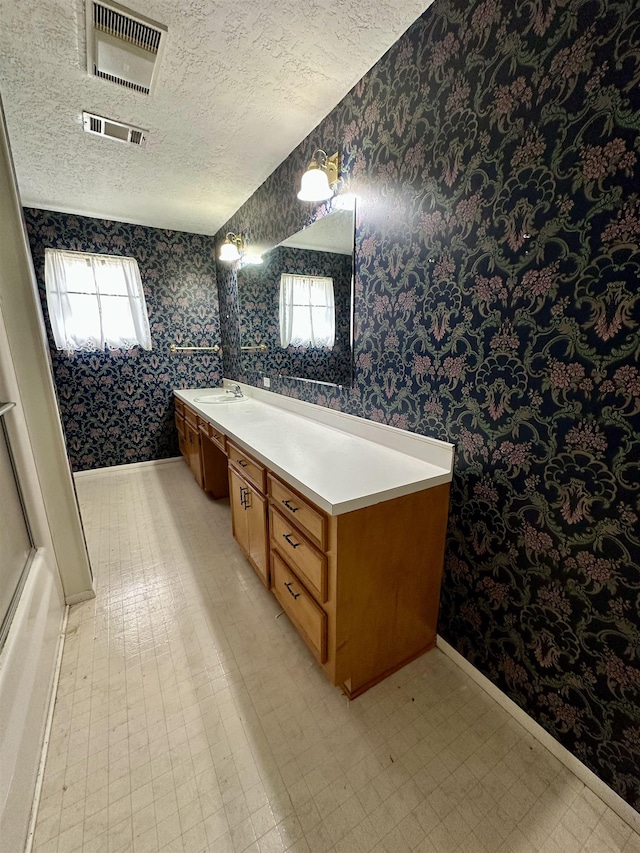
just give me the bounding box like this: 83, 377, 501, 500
86, 0, 167, 95
82, 111, 148, 147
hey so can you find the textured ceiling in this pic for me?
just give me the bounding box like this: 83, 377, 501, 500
0, 0, 432, 236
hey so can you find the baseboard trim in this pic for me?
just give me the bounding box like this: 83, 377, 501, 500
436, 636, 639, 834
65, 589, 96, 606
24, 605, 69, 853
73, 457, 182, 479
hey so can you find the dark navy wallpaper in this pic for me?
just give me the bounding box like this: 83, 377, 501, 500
24, 210, 223, 471
215, 0, 640, 809
237, 246, 353, 386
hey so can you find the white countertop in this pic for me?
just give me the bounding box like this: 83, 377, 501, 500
175, 385, 453, 515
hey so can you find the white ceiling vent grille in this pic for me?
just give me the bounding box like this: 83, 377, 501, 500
86, 1, 167, 95
82, 111, 148, 147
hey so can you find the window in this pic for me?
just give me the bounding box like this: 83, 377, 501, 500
44, 249, 151, 352
279, 273, 335, 348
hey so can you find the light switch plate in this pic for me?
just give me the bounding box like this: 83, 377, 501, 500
263, 377, 271, 388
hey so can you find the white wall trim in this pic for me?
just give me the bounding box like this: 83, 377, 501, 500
65, 590, 97, 605
74, 456, 182, 479
23, 605, 69, 853
436, 635, 640, 834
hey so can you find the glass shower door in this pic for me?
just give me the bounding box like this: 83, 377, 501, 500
0, 401, 35, 650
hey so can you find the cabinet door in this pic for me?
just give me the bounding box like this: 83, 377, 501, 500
175, 412, 188, 460
178, 424, 188, 460
184, 421, 195, 466
229, 467, 249, 556
192, 425, 203, 488
185, 422, 203, 488
229, 468, 269, 587
246, 485, 268, 586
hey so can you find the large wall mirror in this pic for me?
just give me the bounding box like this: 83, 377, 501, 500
236, 205, 355, 387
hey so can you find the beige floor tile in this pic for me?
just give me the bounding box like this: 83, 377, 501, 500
28, 461, 639, 853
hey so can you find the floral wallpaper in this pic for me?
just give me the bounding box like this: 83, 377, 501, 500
216, 0, 640, 809
237, 246, 353, 385
24, 210, 222, 471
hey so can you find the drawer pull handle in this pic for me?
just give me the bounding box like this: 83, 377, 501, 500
283, 533, 300, 549
282, 499, 299, 513
284, 581, 300, 600
237, 459, 248, 468
214, 434, 221, 441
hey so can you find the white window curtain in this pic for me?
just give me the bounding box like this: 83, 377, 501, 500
44, 249, 152, 352
279, 273, 335, 348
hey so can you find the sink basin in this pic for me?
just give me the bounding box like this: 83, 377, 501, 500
193, 393, 248, 404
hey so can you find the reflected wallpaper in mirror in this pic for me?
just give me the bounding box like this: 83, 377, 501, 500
237, 207, 355, 387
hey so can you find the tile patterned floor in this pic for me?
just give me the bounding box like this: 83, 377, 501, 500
31, 460, 640, 853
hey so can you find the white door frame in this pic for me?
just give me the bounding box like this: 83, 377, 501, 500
0, 97, 93, 602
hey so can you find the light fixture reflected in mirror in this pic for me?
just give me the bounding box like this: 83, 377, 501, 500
297, 149, 339, 202
331, 192, 356, 212
241, 253, 263, 266
219, 232, 243, 262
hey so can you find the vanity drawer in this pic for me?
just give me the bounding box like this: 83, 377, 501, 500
271, 552, 327, 663
175, 411, 185, 437
207, 424, 227, 454
174, 398, 184, 416
270, 509, 327, 603
198, 421, 227, 454
228, 442, 266, 494
184, 404, 198, 428
268, 475, 327, 550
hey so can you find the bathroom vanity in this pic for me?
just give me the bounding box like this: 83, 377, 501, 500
174, 384, 453, 699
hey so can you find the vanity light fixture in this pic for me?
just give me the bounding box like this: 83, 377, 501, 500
297, 149, 339, 203
219, 232, 243, 262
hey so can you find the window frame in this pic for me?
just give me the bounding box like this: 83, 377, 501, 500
44, 248, 152, 353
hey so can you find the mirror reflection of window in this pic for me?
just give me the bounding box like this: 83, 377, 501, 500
279, 273, 335, 348
235, 203, 355, 386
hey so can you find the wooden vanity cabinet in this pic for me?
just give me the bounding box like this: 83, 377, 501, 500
228, 443, 269, 587
268, 473, 451, 699
174, 392, 451, 698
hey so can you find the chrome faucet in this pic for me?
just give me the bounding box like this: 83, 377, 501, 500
226, 384, 244, 398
